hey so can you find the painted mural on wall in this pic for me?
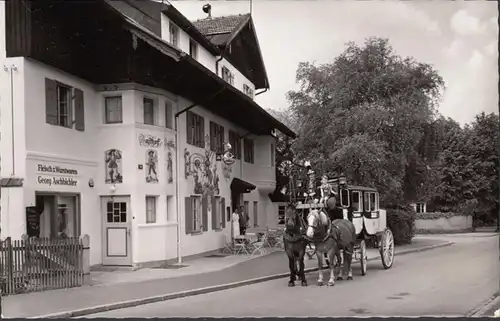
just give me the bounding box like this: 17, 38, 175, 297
184, 134, 220, 196
164, 137, 175, 184
167, 151, 173, 183
146, 149, 159, 183
222, 163, 232, 182
105, 149, 123, 184
139, 134, 162, 148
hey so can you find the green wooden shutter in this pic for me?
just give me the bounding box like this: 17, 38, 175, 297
74, 88, 85, 131
185, 197, 193, 234
186, 112, 193, 145
221, 198, 226, 228
202, 196, 208, 231
199, 116, 205, 148
45, 78, 58, 125
210, 121, 216, 151
219, 125, 225, 153
211, 196, 217, 230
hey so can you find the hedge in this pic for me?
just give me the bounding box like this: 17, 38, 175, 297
387, 207, 416, 245
415, 212, 468, 220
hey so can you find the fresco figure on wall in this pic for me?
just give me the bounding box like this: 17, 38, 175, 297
213, 166, 220, 195
185, 136, 224, 197
146, 149, 159, 183
222, 163, 232, 181
192, 159, 204, 194
167, 151, 173, 184
105, 149, 123, 184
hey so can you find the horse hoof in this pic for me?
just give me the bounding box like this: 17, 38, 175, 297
288, 281, 295, 287
347, 276, 353, 280
336, 276, 343, 281
317, 281, 324, 286
301, 280, 308, 287
328, 281, 335, 286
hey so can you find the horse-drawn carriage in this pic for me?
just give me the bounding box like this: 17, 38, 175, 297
295, 177, 395, 276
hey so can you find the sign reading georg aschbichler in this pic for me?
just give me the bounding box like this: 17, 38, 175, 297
37, 164, 78, 187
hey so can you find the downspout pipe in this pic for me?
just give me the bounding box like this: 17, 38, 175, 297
174, 87, 226, 264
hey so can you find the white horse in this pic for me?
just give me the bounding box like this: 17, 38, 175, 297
306, 209, 356, 286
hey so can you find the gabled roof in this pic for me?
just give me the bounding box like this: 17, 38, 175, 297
193, 14, 250, 39
106, 0, 220, 55
192, 14, 270, 90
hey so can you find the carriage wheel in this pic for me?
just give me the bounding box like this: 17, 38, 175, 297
359, 240, 367, 276
380, 228, 395, 269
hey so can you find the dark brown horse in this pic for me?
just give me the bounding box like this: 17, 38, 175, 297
283, 204, 308, 287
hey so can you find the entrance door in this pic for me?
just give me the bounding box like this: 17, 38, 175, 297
101, 196, 132, 266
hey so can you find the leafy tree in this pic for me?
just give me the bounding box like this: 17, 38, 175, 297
287, 37, 444, 207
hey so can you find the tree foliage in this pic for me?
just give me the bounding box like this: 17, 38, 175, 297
286, 37, 445, 206
272, 37, 498, 225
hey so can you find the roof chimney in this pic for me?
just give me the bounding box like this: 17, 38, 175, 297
202, 4, 212, 19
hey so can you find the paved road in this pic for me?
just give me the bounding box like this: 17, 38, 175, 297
87, 235, 499, 317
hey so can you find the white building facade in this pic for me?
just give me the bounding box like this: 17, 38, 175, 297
0, 0, 294, 267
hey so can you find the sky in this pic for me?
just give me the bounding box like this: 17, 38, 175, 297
171, 0, 498, 126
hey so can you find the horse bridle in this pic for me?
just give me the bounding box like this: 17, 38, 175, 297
307, 211, 332, 242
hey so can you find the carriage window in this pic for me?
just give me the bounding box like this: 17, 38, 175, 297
369, 193, 377, 211
340, 189, 349, 207
278, 206, 285, 225
363, 193, 370, 212
351, 191, 361, 212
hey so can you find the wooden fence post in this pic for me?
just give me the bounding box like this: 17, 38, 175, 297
82, 234, 91, 285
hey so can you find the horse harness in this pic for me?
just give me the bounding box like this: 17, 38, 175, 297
307, 213, 353, 255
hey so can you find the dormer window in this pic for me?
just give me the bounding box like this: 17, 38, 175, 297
189, 39, 198, 59
169, 23, 179, 47
243, 84, 254, 98
221, 66, 234, 85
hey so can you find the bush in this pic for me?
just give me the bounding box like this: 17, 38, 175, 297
415, 212, 465, 220
387, 207, 416, 245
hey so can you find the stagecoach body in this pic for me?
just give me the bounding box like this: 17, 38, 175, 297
295, 176, 395, 274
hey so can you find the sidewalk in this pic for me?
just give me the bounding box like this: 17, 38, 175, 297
2, 237, 452, 318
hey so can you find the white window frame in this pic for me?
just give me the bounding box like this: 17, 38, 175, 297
221, 66, 234, 85
213, 196, 222, 230
104, 96, 123, 124
352, 191, 362, 212
243, 84, 254, 98
143, 97, 156, 125
253, 201, 258, 227
145, 196, 157, 223
169, 23, 179, 47
189, 39, 198, 59
57, 83, 72, 128
278, 205, 285, 225
368, 192, 378, 211
363, 192, 371, 212
165, 100, 173, 129
192, 196, 202, 232
243, 138, 254, 164
340, 188, 350, 208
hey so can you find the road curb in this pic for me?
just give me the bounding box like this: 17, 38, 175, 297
466, 293, 500, 317
34, 241, 454, 319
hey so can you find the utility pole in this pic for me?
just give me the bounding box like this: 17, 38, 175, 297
249, 0, 253, 15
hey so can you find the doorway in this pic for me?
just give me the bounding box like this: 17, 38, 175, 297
33, 193, 81, 239
101, 196, 132, 266
231, 190, 242, 213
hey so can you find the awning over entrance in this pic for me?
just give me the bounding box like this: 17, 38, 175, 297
230, 178, 256, 194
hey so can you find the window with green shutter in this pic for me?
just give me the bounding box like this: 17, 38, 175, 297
186, 111, 205, 148
185, 196, 203, 234
45, 78, 84, 131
